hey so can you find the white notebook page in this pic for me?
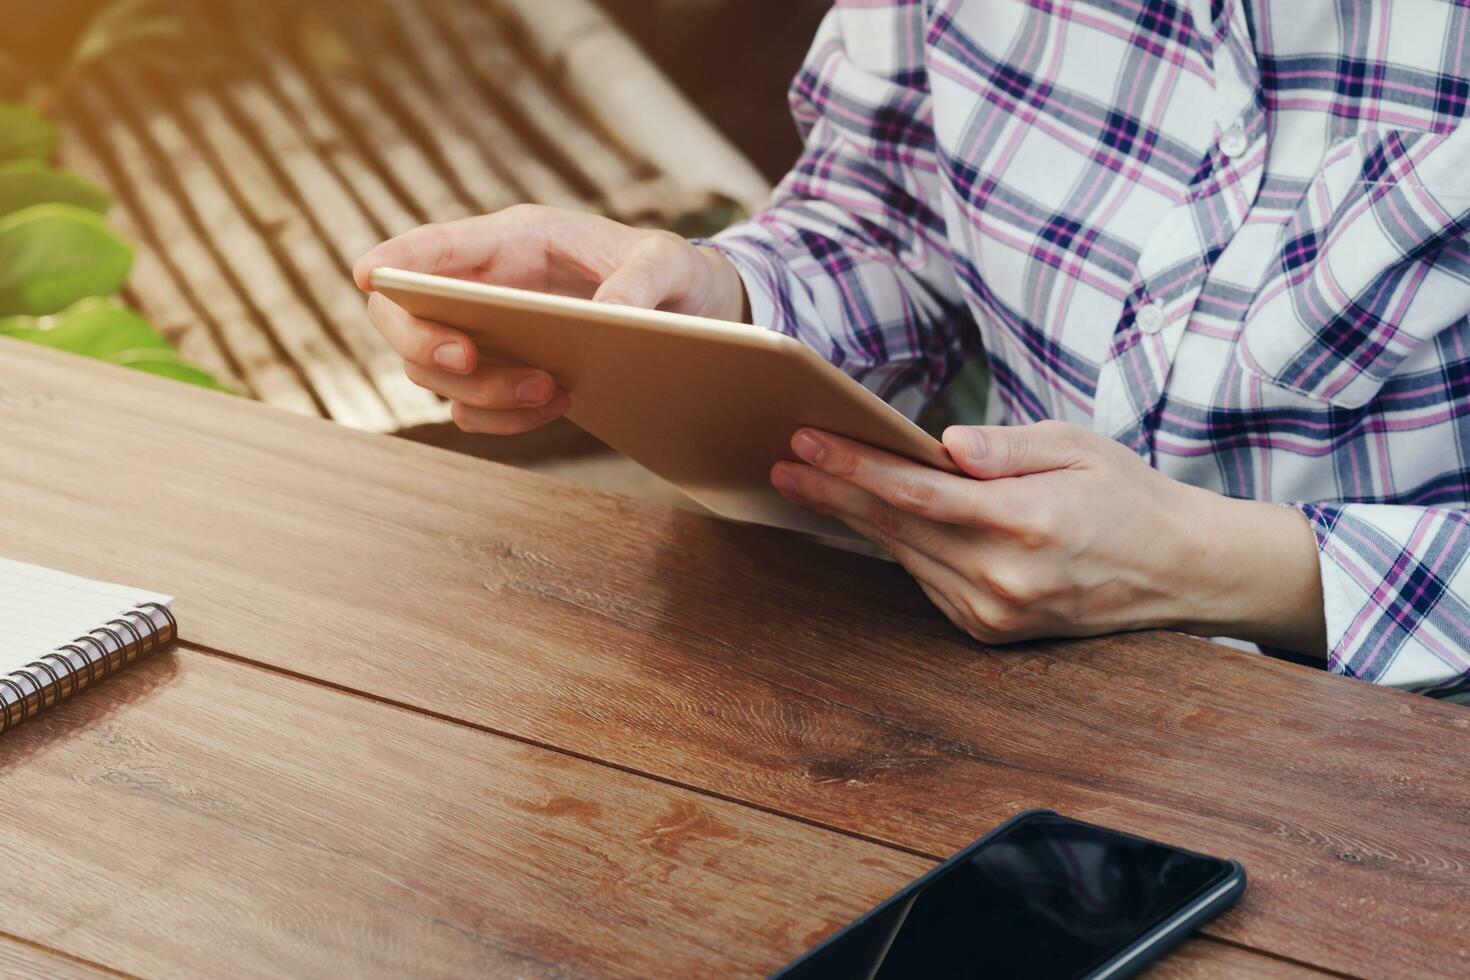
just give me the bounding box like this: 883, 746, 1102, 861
0, 557, 174, 674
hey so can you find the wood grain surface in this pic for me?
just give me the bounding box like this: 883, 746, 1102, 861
0, 647, 936, 978
4, 341, 1461, 976
1143, 941, 1324, 980
0, 937, 116, 979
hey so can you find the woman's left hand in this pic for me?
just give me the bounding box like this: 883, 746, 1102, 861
770, 420, 1327, 653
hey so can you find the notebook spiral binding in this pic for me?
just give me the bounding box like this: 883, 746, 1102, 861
0, 602, 177, 736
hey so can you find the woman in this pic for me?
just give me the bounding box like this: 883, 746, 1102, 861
356, 0, 1470, 701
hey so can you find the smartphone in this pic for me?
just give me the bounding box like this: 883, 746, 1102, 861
773, 810, 1245, 980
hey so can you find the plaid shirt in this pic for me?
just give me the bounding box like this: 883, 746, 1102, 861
708, 0, 1470, 701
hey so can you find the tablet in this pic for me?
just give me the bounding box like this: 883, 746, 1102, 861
370, 267, 955, 542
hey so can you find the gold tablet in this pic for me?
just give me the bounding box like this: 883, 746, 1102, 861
371, 267, 955, 541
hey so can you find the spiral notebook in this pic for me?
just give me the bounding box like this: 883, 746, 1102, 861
0, 557, 177, 735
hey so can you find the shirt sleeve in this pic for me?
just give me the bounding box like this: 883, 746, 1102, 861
1295, 502, 1470, 702
702, 1, 976, 418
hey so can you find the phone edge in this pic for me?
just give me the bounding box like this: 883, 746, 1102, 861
1084, 861, 1247, 980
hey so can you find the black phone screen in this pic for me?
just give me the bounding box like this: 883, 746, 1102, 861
777, 812, 1235, 979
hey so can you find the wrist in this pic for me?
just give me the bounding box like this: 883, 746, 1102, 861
1161, 486, 1326, 655
696, 244, 750, 323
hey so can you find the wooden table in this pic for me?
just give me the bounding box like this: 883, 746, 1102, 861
2, 340, 1467, 978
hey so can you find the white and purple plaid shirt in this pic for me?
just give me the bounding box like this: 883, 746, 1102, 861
708, 0, 1470, 701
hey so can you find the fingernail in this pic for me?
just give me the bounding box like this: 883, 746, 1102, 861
434, 343, 468, 372
516, 375, 555, 405
792, 430, 825, 463
770, 467, 805, 502
952, 427, 987, 460
537, 393, 570, 420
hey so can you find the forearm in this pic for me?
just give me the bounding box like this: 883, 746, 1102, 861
1165, 486, 1327, 657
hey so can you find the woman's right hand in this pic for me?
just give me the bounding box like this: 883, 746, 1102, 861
353, 204, 747, 435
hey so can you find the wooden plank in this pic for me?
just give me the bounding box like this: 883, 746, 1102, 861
0, 646, 925, 978
0, 937, 115, 979
428, 0, 687, 221
0, 639, 1305, 978
58, 132, 246, 393
91, 73, 395, 432
1146, 941, 1325, 979
209, 78, 388, 266
165, 78, 445, 428
266, 38, 470, 225
302, 6, 521, 218
489, 0, 770, 215
376, 0, 588, 212
2, 341, 1467, 977
231, 32, 423, 236
63, 101, 320, 417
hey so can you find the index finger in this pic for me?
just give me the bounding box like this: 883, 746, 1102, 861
353, 216, 504, 292
789, 428, 1013, 527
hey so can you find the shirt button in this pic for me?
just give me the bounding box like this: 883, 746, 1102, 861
1219, 122, 1248, 158
1136, 301, 1166, 334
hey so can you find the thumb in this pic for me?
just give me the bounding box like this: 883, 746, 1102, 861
942, 421, 1083, 479
592, 237, 687, 309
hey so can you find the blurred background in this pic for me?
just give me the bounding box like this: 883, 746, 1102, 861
0, 0, 827, 181
598, 0, 828, 183
0, 0, 977, 502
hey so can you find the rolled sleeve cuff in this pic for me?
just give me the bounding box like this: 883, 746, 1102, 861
697, 229, 796, 337
1294, 501, 1470, 697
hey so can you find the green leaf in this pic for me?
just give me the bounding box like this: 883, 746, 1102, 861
0, 202, 132, 316
0, 299, 229, 391
107, 349, 229, 391
0, 102, 58, 163
0, 161, 111, 218
0, 298, 166, 356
